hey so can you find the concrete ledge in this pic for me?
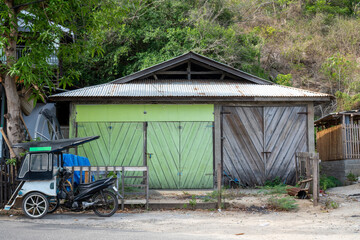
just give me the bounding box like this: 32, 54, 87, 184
320, 159, 360, 184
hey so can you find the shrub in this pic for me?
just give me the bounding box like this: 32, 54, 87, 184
264, 176, 283, 187
260, 185, 289, 195
267, 196, 298, 211
189, 195, 197, 209
320, 175, 342, 191
346, 172, 357, 182
260, 177, 288, 195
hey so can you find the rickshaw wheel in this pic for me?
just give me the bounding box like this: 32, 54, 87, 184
92, 190, 118, 217
22, 192, 49, 219
47, 196, 60, 213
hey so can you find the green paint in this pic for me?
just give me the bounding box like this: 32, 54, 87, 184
77, 122, 144, 185
180, 122, 213, 188
76, 104, 214, 122
147, 122, 180, 189
75, 119, 213, 189
29, 147, 51, 152
147, 121, 213, 189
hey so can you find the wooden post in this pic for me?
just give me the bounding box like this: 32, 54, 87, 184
121, 166, 125, 210
295, 153, 299, 183
312, 153, 319, 206
305, 155, 311, 180
217, 163, 222, 209
146, 167, 149, 210
214, 105, 222, 188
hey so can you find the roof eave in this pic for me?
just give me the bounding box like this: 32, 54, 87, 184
49, 96, 332, 103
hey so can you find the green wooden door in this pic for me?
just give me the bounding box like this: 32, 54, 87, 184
147, 122, 213, 189
180, 122, 213, 188
147, 122, 180, 189
77, 122, 144, 167
77, 122, 111, 166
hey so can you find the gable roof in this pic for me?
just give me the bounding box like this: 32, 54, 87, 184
111, 51, 273, 85
49, 52, 332, 102
50, 80, 331, 102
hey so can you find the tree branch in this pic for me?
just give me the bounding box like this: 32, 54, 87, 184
12, 0, 47, 10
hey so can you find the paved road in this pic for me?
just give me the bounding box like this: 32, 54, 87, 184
0, 219, 203, 240
1, 208, 360, 240
0, 212, 237, 240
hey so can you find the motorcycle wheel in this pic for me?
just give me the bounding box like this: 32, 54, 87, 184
47, 196, 60, 213
22, 192, 49, 219
92, 190, 118, 217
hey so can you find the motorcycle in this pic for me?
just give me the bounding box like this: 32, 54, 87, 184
4, 136, 119, 219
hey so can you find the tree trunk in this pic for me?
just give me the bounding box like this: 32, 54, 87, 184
3, 0, 24, 158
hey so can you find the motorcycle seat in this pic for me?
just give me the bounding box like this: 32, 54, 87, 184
77, 178, 109, 190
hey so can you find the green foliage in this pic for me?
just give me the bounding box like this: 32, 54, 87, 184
107, 171, 117, 178
260, 185, 289, 195
267, 196, 298, 211
346, 172, 358, 182
260, 177, 289, 195
70, 0, 268, 87
305, 0, 360, 16
264, 176, 283, 187
203, 190, 222, 202
320, 175, 342, 191
325, 199, 339, 209
335, 91, 360, 111
189, 195, 197, 208
5, 158, 17, 166
0, 0, 102, 104
321, 53, 357, 94
275, 74, 292, 86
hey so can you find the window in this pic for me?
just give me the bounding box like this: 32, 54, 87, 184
18, 155, 30, 178
30, 154, 49, 172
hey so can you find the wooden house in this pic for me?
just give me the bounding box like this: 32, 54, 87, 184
49, 52, 331, 189
315, 110, 360, 183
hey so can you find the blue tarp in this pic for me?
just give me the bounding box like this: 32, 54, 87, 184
63, 154, 93, 186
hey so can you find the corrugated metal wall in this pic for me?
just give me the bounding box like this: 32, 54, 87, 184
222, 106, 308, 186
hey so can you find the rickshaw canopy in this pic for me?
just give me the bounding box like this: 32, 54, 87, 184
13, 136, 99, 152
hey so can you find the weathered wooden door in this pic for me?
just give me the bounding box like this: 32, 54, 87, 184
222, 106, 308, 186
264, 106, 308, 183
222, 107, 265, 186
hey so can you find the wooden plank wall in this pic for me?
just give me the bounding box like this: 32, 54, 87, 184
222, 106, 308, 186
222, 107, 265, 186
264, 106, 308, 184
343, 124, 360, 159
316, 125, 343, 161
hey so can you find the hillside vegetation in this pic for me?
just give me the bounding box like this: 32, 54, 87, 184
70, 0, 360, 115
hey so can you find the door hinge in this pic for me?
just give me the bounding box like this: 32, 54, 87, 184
297, 112, 308, 115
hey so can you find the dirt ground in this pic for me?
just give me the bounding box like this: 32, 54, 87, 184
1, 184, 360, 239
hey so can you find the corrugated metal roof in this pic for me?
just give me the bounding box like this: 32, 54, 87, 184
50, 80, 331, 99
